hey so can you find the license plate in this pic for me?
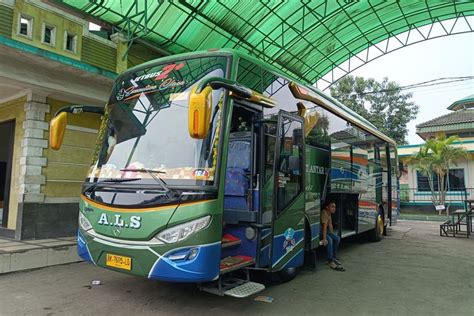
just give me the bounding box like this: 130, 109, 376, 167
106, 254, 132, 271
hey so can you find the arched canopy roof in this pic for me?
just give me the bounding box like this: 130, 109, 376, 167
53, 0, 474, 84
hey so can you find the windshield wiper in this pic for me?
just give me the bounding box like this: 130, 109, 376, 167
100, 178, 142, 183
140, 190, 212, 206
83, 178, 141, 194
120, 168, 175, 198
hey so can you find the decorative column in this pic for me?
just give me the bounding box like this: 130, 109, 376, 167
110, 32, 128, 74
19, 92, 49, 203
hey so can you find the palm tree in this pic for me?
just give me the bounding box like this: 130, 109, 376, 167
409, 136, 468, 216
409, 146, 437, 208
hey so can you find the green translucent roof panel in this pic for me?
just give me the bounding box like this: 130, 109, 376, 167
54, 0, 474, 84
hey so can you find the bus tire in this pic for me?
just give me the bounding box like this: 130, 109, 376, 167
304, 249, 317, 270
277, 267, 298, 283
303, 219, 316, 269
368, 214, 384, 242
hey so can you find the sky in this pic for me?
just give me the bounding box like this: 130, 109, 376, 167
339, 32, 474, 145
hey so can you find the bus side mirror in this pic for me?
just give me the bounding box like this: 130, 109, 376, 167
49, 105, 104, 150
50, 112, 67, 150
188, 85, 213, 139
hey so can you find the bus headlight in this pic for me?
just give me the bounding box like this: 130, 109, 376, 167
156, 216, 211, 244
79, 212, 93, 231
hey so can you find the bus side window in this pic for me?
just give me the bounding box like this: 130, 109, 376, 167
263, 121, 277, 181
277, 117, 303, 214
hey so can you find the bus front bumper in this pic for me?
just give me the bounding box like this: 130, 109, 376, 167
77, 230, 220, 283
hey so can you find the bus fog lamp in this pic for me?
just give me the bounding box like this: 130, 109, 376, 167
167, 247, 199, 261
156, 216, 211, 244
79, 212, 92, 231
187, 247, 198, 260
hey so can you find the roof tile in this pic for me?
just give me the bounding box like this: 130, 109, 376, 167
416, 109, 474, 128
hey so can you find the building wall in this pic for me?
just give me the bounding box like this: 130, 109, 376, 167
13, 97, 102, 239
1, 1, 120, 75
43, 98, 101, 201
81, 36, 117, 72
400, 150, 474, 209
0, 1, 172, 239
0, 96, 25, 230
127, 43, 162, 68
0, 0, 116, 237
11, 0, 83, 61
0, 4, 13, 38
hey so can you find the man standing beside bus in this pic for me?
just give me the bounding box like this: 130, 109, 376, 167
321, 201, 345, 271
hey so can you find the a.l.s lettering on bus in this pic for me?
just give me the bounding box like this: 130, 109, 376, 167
97, 213, 142, 229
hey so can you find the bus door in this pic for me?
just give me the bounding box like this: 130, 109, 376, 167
374, 144, 389, 231
380, 144, 390, 226
388, 144, 399, 225
269, 111, 306, 272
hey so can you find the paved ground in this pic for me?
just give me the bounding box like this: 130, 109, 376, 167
0, 236, 78, 274
0, 220, 472, 316
398, 213, 447, 222
0, 237, 76, 253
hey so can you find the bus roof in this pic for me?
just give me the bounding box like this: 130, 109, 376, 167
122, 49, 397, 146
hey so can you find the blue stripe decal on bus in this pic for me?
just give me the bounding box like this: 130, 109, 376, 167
271, 228, 304, 266
77, 230, 95, 264
148, 242, 220, 282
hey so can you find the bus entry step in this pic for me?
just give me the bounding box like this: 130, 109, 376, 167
221, 234, 241, 248
224, 280, 265, 298
220, 255, 254, 274
199, 277, 265, 298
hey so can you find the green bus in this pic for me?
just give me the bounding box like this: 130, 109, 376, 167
49, 49, 399, 297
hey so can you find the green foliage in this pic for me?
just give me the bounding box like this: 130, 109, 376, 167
329, 75, 419, 144
306, 115, 330, 147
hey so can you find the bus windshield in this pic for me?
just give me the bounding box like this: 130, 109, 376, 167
87, 56, 227, 193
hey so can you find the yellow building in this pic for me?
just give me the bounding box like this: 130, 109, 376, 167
398, 95, 474, 210
0, 0, 162, 239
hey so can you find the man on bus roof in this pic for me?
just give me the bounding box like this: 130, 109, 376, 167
321, 201, 345, 271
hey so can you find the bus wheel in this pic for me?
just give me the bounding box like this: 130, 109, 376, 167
277, 267, 298, 283
369, 214, 384, 242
